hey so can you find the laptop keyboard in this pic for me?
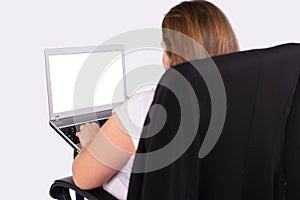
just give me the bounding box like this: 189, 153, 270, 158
60, 118, 109, 144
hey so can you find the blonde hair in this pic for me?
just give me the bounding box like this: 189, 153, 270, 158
162, 0, 239, 66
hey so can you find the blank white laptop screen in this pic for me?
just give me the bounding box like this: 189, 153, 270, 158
48, 50, 125, 114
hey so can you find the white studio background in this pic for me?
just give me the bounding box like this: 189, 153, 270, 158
0, 0, 299, 199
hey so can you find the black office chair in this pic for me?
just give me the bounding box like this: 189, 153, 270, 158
50, 43, 300, 200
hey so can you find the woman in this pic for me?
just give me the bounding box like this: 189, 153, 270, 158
72, 1, 239, 199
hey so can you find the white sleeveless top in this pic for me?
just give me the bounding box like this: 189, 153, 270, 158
103, 90, 155, 200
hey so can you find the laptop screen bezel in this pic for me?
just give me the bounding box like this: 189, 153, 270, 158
44, 44, 127, 120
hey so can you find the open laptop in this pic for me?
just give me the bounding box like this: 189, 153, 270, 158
45, 44, 127, 152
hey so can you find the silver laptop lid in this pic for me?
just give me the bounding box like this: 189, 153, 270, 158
45, 44, 127, 120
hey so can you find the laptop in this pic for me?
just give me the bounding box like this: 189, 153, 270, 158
45, 44, 127, 152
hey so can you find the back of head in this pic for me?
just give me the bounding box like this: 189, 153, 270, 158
162, 0, 239, 66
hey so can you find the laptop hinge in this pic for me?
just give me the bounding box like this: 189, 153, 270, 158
54, 115, 60, 121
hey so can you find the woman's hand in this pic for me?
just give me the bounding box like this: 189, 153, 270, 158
76, 122, 100, 147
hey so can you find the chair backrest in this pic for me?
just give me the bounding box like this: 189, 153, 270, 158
127, 44, 300, 200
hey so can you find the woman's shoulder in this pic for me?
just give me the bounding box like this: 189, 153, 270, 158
128, 84, 157, 104
128, 88, 155, 102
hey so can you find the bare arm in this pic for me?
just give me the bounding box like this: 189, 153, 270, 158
72, 113, 135, 190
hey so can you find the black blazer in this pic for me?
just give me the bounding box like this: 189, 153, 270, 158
127, 44, 300, 200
